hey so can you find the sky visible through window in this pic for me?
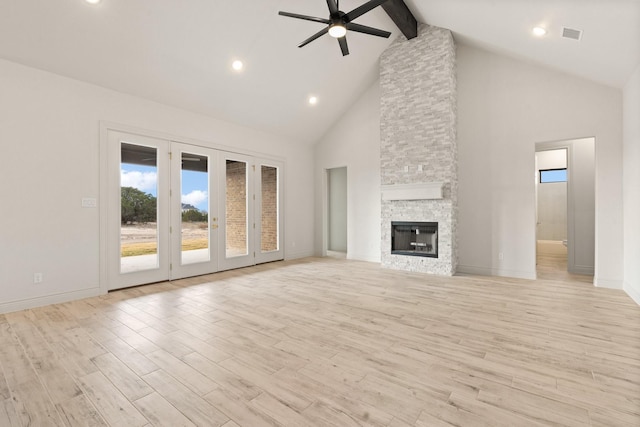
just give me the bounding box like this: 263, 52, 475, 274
540, 168, 567, 183
121, 164, 209, 212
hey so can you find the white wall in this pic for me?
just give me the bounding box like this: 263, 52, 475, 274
314, 82, 381, 262
623, 63, 640, 304
0, 58, 315, 313
457, 44, 623, 283
327, 167, 348, 252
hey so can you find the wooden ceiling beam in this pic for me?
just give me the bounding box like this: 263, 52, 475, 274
382, 0, 418, 40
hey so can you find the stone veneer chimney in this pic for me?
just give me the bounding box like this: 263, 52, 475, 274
380, 24, 457, 275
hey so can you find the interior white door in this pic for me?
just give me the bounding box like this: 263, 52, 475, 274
254, 158, 284, 264
170, 143, 219, 280
218, 152, 255, 271
107, 131, 170, 290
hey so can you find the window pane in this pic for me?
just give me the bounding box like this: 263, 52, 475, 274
181, 152, 209, 265
540, 169, 567, 183
226, 160, 248, 257
120, 143, 158, 273
261, 165, 278, 252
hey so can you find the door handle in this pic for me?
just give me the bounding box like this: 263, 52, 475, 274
211, 224, 218, 229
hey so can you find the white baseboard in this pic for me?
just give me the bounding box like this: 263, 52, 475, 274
623, 281, 640, 306
594, 277, 623, 289
570, 265, 595, 276
284, 249, 315, 260
456, 264, 536, 280
347, 252, 381, 263
0, 287, 104, 315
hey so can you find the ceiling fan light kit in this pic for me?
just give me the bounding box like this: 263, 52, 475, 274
279, 0, 391, 56
329, 24, 347, 38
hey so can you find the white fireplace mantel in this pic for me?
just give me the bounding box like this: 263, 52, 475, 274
381, 182, 444, 201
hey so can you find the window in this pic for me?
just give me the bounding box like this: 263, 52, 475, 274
540, 168, 567, 183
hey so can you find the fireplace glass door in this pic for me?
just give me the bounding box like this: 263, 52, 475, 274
391, 222, 438, 258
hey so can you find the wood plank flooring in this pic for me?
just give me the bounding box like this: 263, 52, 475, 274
1, 257, 639, 426
536, 240, 593, 284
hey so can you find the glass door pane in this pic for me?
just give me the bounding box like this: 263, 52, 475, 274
225, 159, 248, 258
180, 152, 210, 265
254, 159, 284, 264
260, 165, 278, 253
120, 143, 159, 273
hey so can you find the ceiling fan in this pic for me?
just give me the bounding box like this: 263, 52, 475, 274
278, 0, 391, 56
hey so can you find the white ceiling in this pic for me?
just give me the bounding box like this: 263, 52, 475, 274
0, 0, 638, 145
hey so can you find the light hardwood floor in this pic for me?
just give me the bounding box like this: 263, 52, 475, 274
536, 240, 593, 284
1, 257, 639, 426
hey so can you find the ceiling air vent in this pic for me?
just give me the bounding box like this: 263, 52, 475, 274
562, 27, 583, 41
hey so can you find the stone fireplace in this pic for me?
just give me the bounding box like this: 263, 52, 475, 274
380, 24, 457, 275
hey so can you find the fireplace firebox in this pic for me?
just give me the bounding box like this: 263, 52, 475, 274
391, 222, 438, 258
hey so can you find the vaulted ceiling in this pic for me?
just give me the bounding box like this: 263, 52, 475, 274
0, 0, 638, 145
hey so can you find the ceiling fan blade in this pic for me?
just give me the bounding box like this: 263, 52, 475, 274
326, 0, 339, 15
344, 0, 389, 22
278, 11, 330, 25
338, 36, 350, 56
299, 27, 330, 48
346, 22, 391, 38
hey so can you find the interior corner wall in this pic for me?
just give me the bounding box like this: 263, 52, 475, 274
314, 81, 381, 262
0, 58, 315, 313
457, 43, 623, 283
623, 63, 640, 304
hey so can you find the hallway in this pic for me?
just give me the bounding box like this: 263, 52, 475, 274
536, 240, 593, 284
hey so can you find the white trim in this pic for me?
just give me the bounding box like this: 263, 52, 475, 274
456, 264, 537, 280
99, 121, 285, 163
594, 277, 623, 289
624, 281, 640, 306
348, 252, 381, 263
0, 288, 103, 315
381, 182, 444, 201
285, 250, 315, 260
572, 265, 595, 276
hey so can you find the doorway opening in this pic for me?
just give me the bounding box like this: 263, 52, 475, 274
535, 138, 595, 283
326, 167, 347, 258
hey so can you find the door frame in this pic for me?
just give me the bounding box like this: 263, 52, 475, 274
535, 137, 595, 277
99, 122, 286, 293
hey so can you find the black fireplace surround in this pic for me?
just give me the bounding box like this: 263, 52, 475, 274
391, 221, 438, 258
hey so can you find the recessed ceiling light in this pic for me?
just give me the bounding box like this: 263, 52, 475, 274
231, 60, 243, 71
308, 96, 318, 106
532, 27, 547, 37
85, 0, 101, 4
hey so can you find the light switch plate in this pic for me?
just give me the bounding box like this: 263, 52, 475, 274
82, 198, 97, 208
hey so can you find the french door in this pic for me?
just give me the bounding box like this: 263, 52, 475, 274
170, 142, 219, 280
106, 131, 283, 290
218, 154, 285, 270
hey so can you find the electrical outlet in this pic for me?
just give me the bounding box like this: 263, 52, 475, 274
33, 273, 43, 284
498, 252, 504, 261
